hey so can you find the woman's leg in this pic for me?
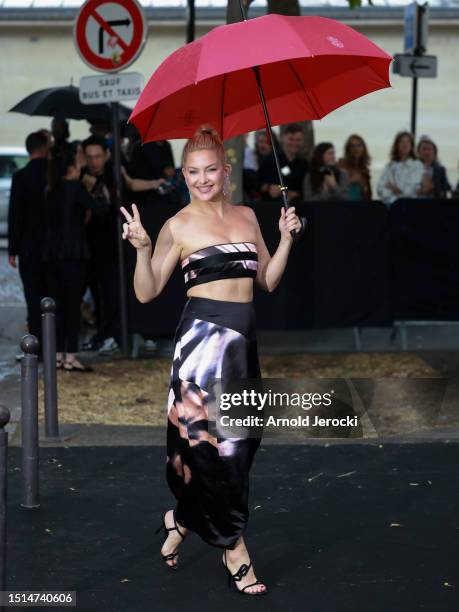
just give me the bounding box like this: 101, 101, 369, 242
61, 260, 86, 360
45, 260, 65, 359
160, 509, 189, 569
223, 536, 267, 594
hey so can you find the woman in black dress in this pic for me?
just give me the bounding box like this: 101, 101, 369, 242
120, 125, 301, 595
44, 144, 110, 371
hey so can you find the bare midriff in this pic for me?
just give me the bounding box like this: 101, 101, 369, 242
186, 277, 254, 303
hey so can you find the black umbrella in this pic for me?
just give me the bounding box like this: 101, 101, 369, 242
9, 85, 132, 122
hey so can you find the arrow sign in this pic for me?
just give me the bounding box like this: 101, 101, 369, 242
99, 19, 131, 54
392, 54, 437, 79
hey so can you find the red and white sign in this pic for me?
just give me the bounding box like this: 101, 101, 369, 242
74, 0, 146, 73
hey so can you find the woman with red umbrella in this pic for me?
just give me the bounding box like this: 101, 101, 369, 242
120, 124, 301, 596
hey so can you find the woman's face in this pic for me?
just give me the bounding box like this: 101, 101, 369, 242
348, 138, 364, 159
323, 147, 336, 166
398, 135, 412, 159
256, 132, 271, 156
418, 141, 435, 164
182, 149, 230, 202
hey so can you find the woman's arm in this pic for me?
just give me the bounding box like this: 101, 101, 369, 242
400, 160, 424, 198
133, 216, 182, 303
335, 168, 349, 199
243, 206, 295, 293
376, 163, 395, 204
120, 203, 181, 303
321, 168, 348, 201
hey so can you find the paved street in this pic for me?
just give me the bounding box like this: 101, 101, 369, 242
6, 442, 458, 612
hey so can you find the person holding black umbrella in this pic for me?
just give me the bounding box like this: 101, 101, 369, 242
121, 125, 302, 596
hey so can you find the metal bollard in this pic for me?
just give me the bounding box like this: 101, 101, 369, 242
0, 404, 10, 593
41, 297, 60, 440
20, 335, 40, 509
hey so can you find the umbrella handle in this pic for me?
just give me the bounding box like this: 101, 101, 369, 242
280, 187, 306, 241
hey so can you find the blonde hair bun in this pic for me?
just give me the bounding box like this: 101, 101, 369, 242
181, 123, 226, 168
194, 124, 221, 142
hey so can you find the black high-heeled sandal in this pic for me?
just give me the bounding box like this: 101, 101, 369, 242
222, 549, 267, 595
154, 509, 186, 570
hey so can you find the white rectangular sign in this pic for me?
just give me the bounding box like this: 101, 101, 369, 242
392, 54, 437, 79
79, 72, 143, 104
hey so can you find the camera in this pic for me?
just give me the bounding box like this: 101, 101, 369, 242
158, 180, 174, 195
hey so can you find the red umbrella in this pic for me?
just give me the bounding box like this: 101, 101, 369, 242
129, 9, 392, 236
130, 13, 391, 141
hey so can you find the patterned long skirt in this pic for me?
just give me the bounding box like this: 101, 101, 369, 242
166, 296, 263, 550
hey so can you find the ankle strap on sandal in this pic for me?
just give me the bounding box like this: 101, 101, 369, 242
232, 562, 252, 581
172, 510, 186, 540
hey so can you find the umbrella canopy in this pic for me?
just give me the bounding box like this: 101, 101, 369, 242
129, 14, 392, 142
10, 85, 132, 122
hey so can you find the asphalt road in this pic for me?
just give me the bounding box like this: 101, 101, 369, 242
6, 443, 459, 612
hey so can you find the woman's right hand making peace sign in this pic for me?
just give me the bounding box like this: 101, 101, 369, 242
120, 203, 152, 251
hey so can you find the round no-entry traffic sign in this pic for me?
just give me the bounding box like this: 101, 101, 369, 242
74, 0, 146, 73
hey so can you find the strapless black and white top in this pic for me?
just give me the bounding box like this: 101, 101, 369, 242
181, 242, 258, 289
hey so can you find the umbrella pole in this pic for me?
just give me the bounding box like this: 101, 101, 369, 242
239, 1, 302, 238
252, 65, 299, 239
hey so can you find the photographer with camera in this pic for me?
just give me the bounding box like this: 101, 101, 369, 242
303, 142, 349, 202
127, 138, 179, 206
79, 135, 123, 355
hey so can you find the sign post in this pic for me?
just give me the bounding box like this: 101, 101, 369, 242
393, 3, 435, 137
394, 1, 432, 138
74, 0, 146, 356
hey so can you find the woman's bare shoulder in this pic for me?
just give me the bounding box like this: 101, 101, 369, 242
164, 206, 194, 244
233, 203, 257, 218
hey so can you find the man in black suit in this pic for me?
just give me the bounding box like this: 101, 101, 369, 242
8, 131, 49, 354
257, 123, 309, 204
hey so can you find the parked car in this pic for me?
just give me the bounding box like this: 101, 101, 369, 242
0, 147, 28, 238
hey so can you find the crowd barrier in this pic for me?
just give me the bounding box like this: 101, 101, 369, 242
123, 198, 459, 335
389, 198, 459, 320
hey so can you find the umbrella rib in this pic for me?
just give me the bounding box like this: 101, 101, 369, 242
286, 59, 323, 120
143, 98, 162, 143
220, 73, 227, 141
